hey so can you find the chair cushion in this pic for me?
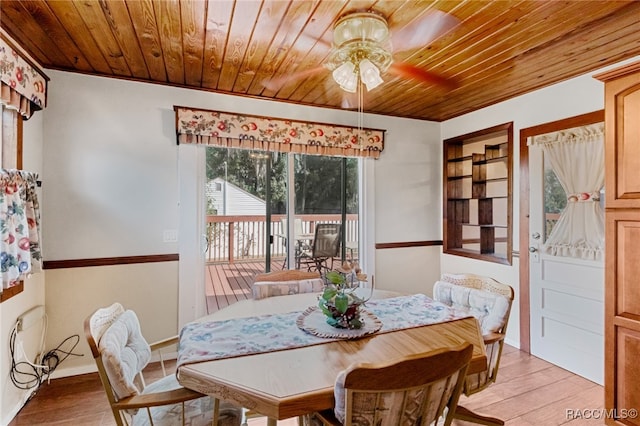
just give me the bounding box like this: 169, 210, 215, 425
252, 278, 324, 300
131, 374, 242, 426
433, 281, 510, 335
99, 310, 151, 399
333, 369, 348, 423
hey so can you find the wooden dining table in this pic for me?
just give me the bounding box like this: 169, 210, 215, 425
177, 290, 489, 424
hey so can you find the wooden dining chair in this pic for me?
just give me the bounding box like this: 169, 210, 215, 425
252, 269, 324, 300
298, 223, 342, 273
84, 303, 242, 426
433, 273, 513, 426
311, 343, 473, 426
248, 270, 324, 426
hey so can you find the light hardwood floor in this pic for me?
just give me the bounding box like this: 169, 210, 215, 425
9, 344, 604, 425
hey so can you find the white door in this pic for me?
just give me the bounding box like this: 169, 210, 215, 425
528, 136, 604, 385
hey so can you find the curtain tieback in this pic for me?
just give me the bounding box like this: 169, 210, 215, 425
567, 192, 600, 202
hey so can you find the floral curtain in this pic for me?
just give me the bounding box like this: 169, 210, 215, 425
530, 123, 605, 261
174, 106, 385, 159
0, 169, 41, 291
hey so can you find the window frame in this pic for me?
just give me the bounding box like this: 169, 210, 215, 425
0, 107, 25, 302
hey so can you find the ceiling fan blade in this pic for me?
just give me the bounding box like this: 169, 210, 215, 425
262, 66, 327, 91
390, 10, 460, 52
388, 62, 458, 89
295, 32, 332, 52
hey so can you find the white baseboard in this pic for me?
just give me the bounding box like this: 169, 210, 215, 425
48, 363, 97, 380
47, 351, 177, 380
504, 337, 519, 349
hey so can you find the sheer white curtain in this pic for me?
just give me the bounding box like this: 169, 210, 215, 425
530, 123, 605, 261
1, 105, 18, 168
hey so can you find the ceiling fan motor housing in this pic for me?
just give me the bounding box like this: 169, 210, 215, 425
325, 11, 393, 74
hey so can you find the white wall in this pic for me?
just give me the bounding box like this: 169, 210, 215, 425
41, 71, 443, 378
374, 117, 443, 294
1, 112, 46, 425
440, 54, 640, 348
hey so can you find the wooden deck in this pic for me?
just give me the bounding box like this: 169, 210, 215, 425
205, 259, 285, 314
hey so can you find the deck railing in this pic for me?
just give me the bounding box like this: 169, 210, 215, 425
205, 214, 359, 263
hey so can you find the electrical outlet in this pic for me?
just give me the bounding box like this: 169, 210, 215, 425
17, 305, 45, 332
163, 229, 178, 242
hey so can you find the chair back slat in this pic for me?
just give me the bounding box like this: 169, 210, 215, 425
335, 343, 473, 426
252, 270, 324, 299
312, 223, 341, 258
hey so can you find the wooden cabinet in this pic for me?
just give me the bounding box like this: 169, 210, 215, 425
443, 123, 513, 264
595, 61, 640, 426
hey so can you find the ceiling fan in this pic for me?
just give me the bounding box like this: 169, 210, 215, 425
263, 9, 460, 95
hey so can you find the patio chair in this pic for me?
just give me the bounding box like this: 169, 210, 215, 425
311, 343, 473, 426
433, 273, 513, 426
298, 223, 342, 273
84, 303, 242, 426
279, 218, 305, 269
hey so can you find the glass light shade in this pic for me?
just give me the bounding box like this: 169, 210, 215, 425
359, 59, 383, 91
332, 61, 358, 93
333, 13, 389, 47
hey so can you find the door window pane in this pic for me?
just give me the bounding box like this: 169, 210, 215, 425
294, 155, 360, 266
543, 155, 566, 241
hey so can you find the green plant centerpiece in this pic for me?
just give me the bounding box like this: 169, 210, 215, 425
319, 262, 368, 329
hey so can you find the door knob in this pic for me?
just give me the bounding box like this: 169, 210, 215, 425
532, 232, 541, 240
529, 246, 537, 253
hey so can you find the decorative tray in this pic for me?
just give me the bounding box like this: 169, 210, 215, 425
296, 306, 382, 339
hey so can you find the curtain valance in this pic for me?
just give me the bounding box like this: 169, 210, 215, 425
0, 36, 48, 119
529, 123, 604, 147
175, 106, 385, 159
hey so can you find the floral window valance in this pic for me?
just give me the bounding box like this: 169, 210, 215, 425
0, 36, 49, 120
174, 106, 385, 159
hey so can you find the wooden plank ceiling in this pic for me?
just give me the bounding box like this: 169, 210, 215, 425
2, 0, 639, 122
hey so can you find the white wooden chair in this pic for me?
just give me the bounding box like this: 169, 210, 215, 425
433, 273, 514, 426
84, 303, 242, 426
311, 343, 473, 426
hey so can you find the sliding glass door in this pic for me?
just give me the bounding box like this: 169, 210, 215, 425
203, 146, 360, 310
290, 154, 359, 269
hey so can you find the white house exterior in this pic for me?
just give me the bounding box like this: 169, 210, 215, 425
206, 177, 266, 216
